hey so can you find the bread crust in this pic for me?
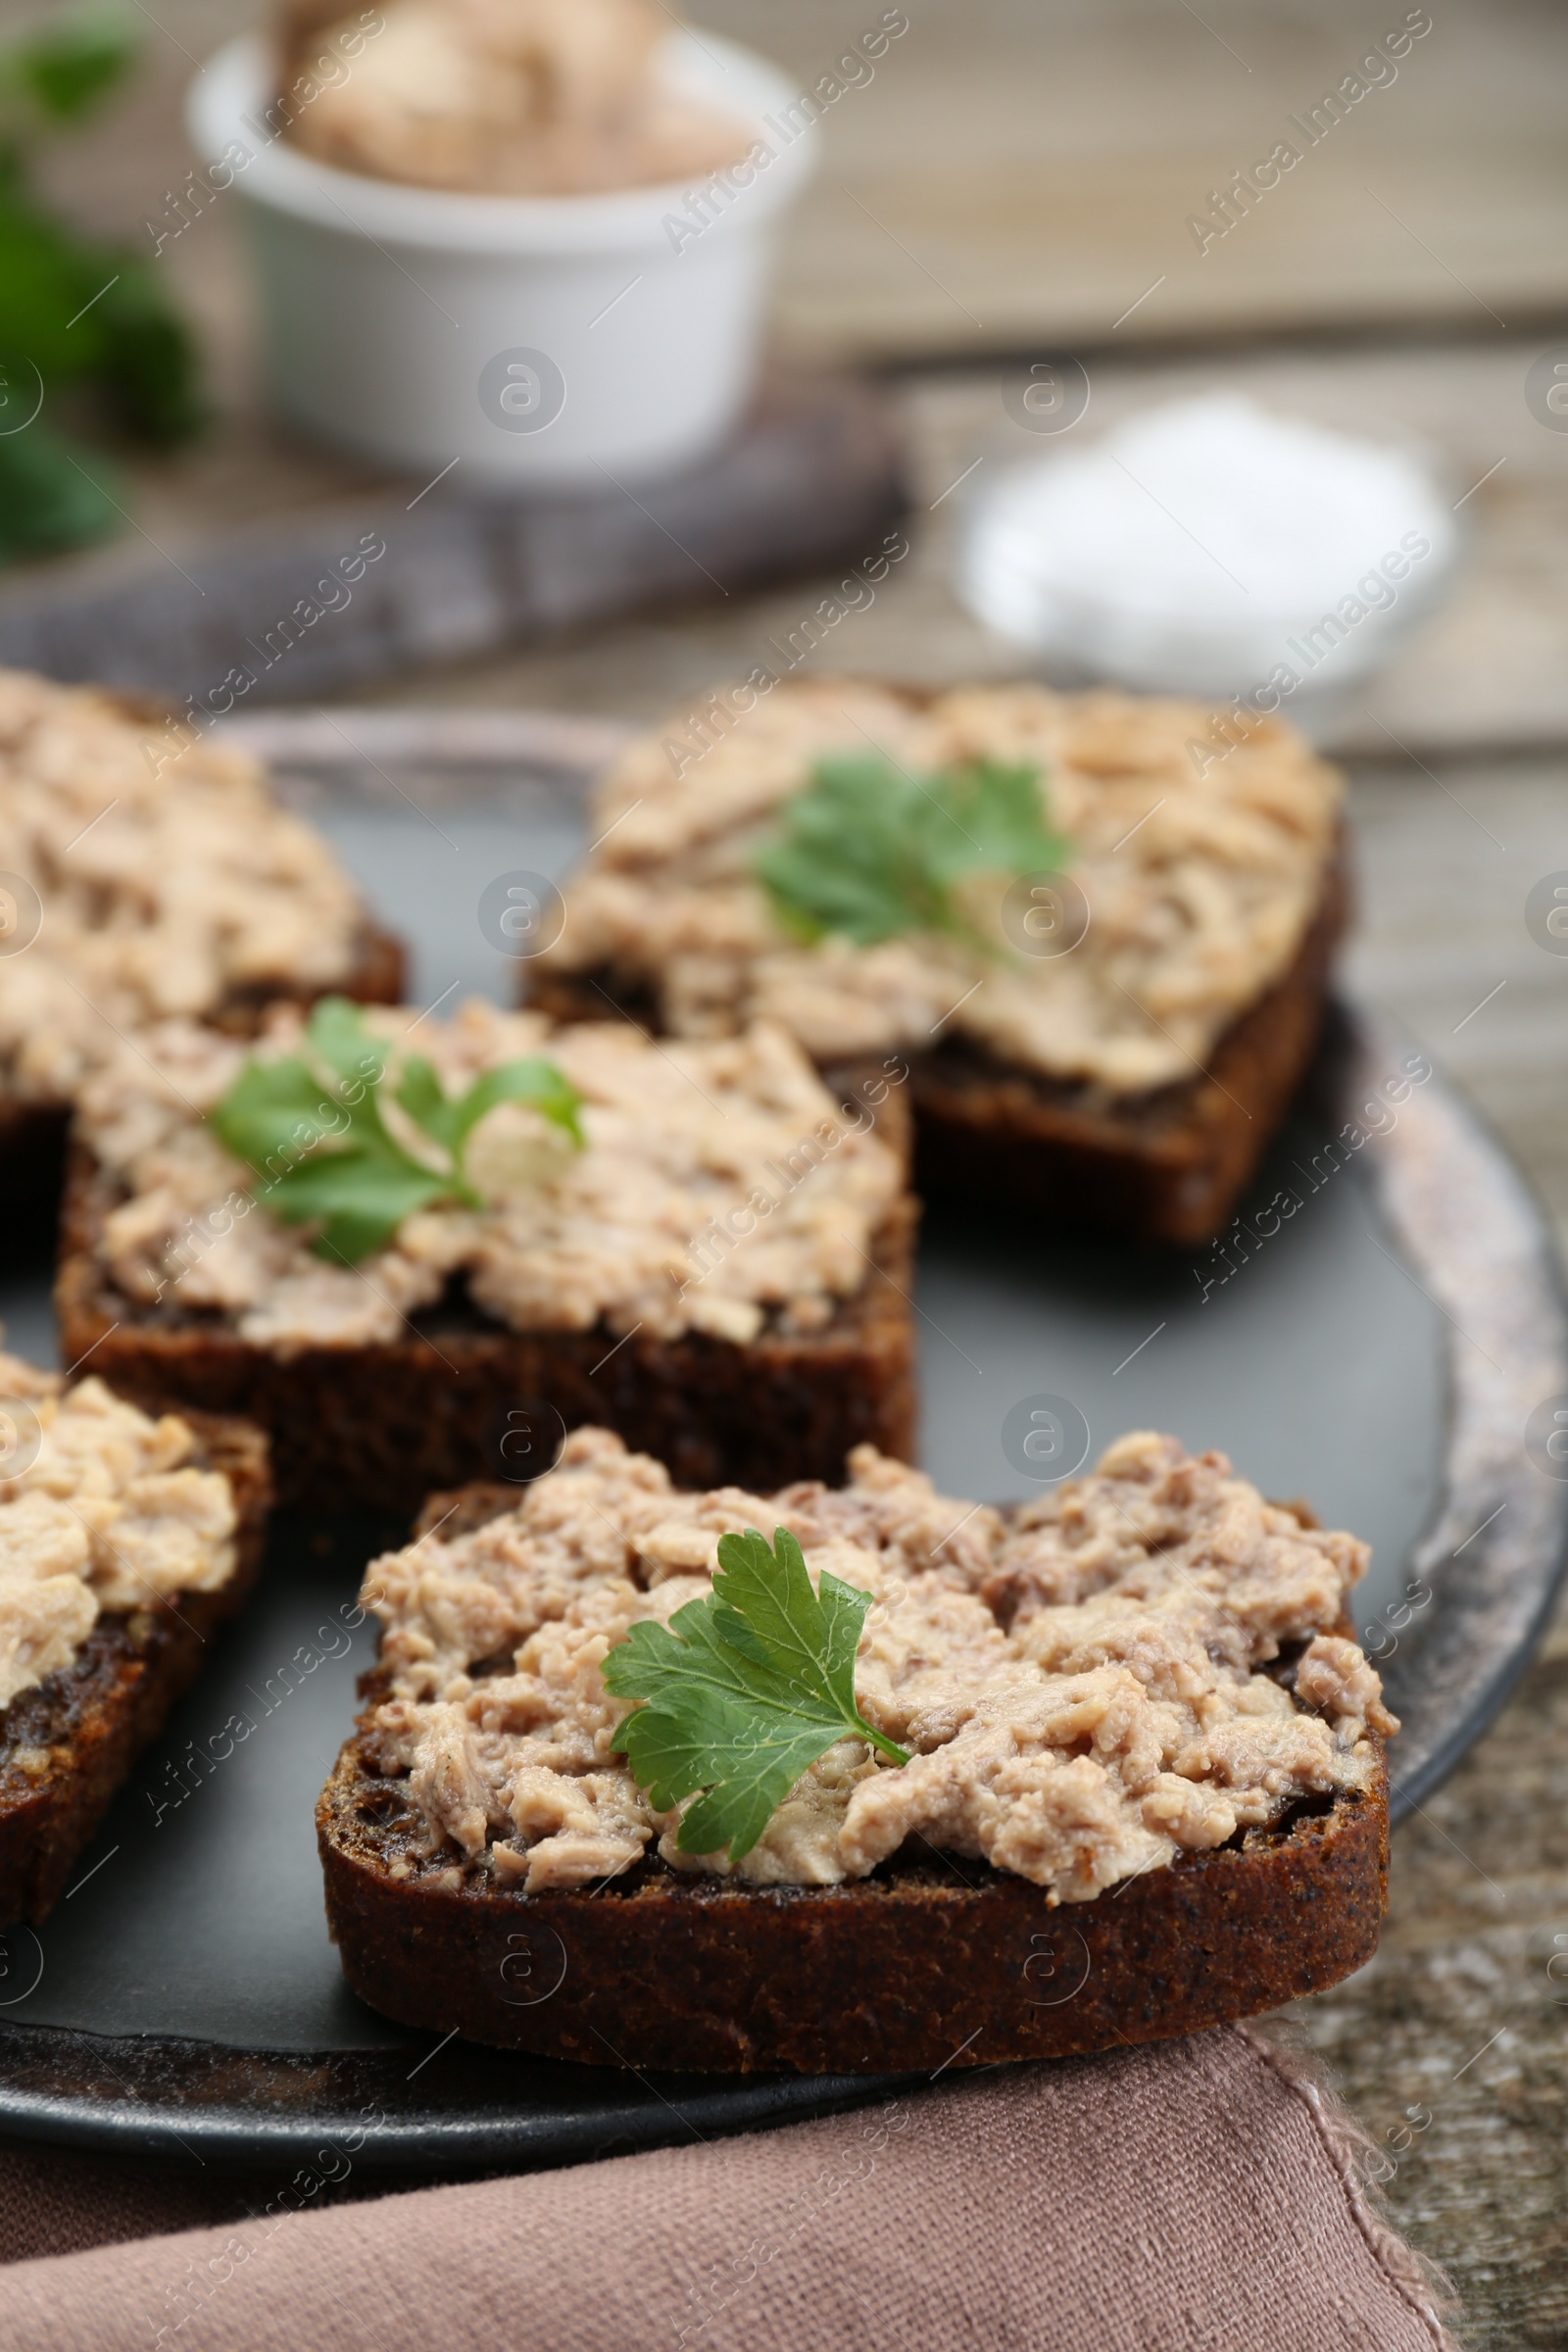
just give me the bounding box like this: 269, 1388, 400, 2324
54, 1169, 919, 1513
910, 845, 1348, 1245
318, 1708, 1387, 2076
207, 921, 407, 1037
0, 1412, 272, 1926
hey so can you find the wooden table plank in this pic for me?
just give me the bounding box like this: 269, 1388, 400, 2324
0, 378, 907, 705
345, 340, 1568, 766
683, 0, 1568, 357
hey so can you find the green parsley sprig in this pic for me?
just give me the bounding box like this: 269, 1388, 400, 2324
0, 6, 204, 564
753, 752, 1067, 952
210, 997, 584, 1265
604, 1525, 908, 1863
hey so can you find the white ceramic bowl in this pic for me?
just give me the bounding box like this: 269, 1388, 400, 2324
187, 31, 818, 487
956, 396, 1458, 715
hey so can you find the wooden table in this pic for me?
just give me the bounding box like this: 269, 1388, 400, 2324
9, 4, 1568, 2330
1265, 756, 1568, 2349
29, 0, 1568, 360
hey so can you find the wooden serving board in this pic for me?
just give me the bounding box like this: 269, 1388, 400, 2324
0, 376, 906, 706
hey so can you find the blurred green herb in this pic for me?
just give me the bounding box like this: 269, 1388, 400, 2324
605, 1525, 908, 1863
0, 6, 203, 563
211, 998, 585, 1265
0, 8, 135, 124
754, 753, 1068, 953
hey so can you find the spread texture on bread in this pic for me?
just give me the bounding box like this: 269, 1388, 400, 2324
56, 1006, 915, 1505
0, 1353, 241, 1711
0, 1359, 270, 1925
350, 1426, 1394, 1903
69, 1004, 906, 1350
535, 678, 1343, 1097
0, 668, 380, 1119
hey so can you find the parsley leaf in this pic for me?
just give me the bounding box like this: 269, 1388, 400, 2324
754, 753, 1068, 951
209, 998, 584, 1264
0, 10, 137, 129
397, 1054, 585, 1155
604, 1525, 908, 1862
0, 8, 202, 564
0, 422, 121, 561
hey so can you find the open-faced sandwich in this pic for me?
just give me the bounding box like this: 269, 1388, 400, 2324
0, 666, 401, 1214
532, 677, 1347, 1245
318, 1424, 1393, 2072
0, 1351, 270, 1924
55, 999, 915, 1510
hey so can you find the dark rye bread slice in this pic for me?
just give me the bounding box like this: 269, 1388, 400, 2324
0, 921, 405, 1234
0, 1410, 271, 1926
527, 834, 1348, 1250
53, 1129, 918, 1516
317, 1480, 1389, 2077
910, 844, 1348, 1247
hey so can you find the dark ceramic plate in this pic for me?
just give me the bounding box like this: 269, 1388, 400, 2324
1, 710, 1564, 2171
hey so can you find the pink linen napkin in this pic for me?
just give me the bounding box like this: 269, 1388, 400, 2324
0, 2026, 1454, 2352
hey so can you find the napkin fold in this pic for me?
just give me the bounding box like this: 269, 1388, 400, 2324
0, 2027, 1454, 2352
